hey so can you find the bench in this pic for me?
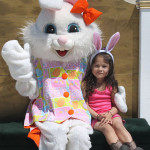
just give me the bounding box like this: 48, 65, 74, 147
0, 118, 149, 150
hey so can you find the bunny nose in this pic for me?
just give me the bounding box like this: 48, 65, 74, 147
58, 36, 68, 45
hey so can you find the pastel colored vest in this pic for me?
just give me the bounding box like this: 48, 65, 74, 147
24, 58, 91, 127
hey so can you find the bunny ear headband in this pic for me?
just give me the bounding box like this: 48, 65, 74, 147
90, 32, 120, 65
38, 0, 102, 25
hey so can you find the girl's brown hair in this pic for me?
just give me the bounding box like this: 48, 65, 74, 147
82, 52, 118, 101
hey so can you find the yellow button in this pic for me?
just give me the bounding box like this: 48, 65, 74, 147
64, 92, 69, 98
62, 73, 68, 79
68, 109, 74, 115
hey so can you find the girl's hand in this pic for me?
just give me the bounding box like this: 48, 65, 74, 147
98, 118, 112, 126
98, 111, 113, 126
104, 111, 113, 119
97, 112, 108, 120
97, 114, 103, 121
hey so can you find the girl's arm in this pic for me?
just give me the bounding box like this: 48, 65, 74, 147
81, 81, 101, 120
109, 88, 119, 116
86, 102, 99, 120
99, 88, 119, 126
109, 106, 118, 117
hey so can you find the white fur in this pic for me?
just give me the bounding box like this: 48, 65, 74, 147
1, 41, 39, 98
35, 119, 93, 150
39, 0, 63, 10
2, 41, 33, 82
114, 86, 127, 113
15, 78, 39, 99
22, 3, 101, 62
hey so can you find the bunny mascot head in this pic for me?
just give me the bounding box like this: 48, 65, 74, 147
23, 0, 102, 63
2, 0, 103, 149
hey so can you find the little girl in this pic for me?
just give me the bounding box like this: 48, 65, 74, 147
82, 32, 143, 150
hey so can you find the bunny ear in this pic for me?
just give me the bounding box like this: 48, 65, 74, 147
105, 32, 120, 52
65, 0, 78, 5
38, 0, 86, 10
39, 0, 80, 10
38, 0, 63, 10
93, 32, 102, 51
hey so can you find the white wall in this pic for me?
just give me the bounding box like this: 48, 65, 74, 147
139, 8, 150, 125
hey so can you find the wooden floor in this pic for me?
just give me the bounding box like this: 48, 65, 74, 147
0, 0, 139, 121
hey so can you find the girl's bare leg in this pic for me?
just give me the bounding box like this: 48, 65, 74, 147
94, 121, 131, 150
112, 117, 133, 143
94, 121, 119, 145
112, 118, 144, 150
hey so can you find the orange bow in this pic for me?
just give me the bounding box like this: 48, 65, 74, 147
70, 0, 102, 25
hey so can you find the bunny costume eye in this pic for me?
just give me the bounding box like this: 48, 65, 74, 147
68, 23, 79, 33
45, 24, 57, 34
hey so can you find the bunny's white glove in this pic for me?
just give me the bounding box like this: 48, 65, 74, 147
2, 40, 33, 81
1, 40, 38, 99
16, 78, 39, 99
114, 86, 128, 113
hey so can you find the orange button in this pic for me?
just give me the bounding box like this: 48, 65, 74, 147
68, 109, 74, 115
62, 73, 68, 79
64, 92, 69, 97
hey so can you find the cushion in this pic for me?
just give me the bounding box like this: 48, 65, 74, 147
90, 118, 150, 150
0, 118, 149, 150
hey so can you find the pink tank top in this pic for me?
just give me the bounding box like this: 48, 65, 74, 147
88, 86, 113, 114
88, 86, 123, 128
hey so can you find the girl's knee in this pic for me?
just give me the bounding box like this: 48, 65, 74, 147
113, 122, 125, 132
95, 124, 113, 133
